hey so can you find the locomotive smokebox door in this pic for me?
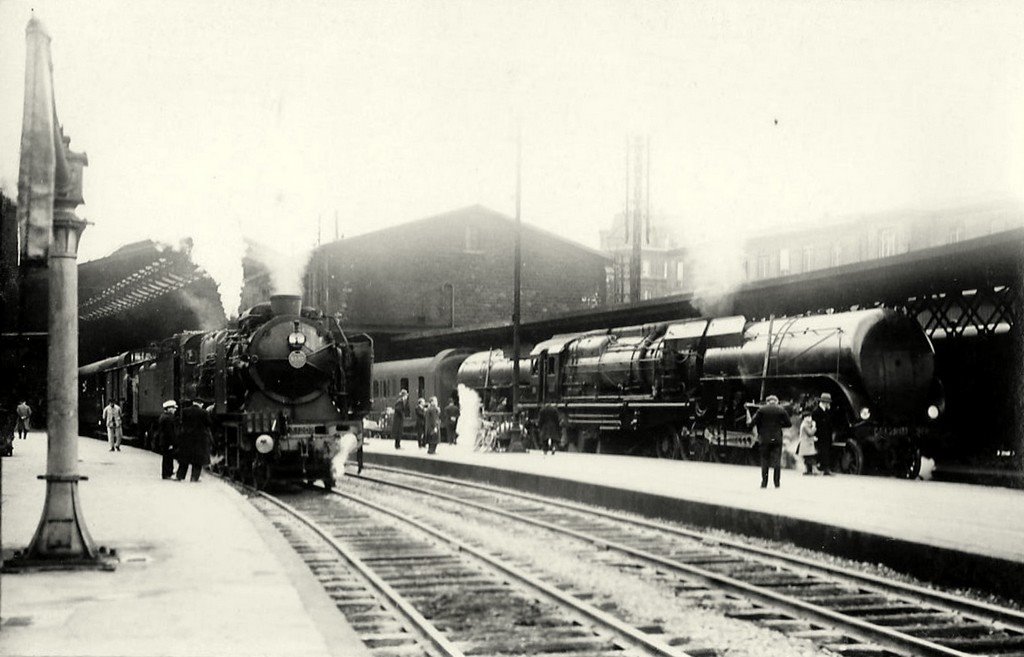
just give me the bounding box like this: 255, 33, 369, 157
288, 351, 307, 369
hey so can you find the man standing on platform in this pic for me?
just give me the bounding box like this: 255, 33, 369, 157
748, 394, 791, 489
102, 399, 123, 452
392, 389, 409, 449
15, 400, 32, 439
176, 399, 211, 482
154, 400, 178, 479
811, 392, 836, 475
443, 395, 460, 445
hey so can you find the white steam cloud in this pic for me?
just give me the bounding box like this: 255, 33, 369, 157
247, 238, 314, 298
330, 432, 361, 484
456, 384, 483, 448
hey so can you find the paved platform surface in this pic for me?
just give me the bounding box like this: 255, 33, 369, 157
1, 432, 369, 657
363, 438, 1024, 599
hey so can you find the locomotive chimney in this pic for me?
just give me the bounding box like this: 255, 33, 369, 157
270, 294, 302, 317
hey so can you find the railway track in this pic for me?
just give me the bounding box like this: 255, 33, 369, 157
351, 464, 1024, 657
249, 486, 705, 657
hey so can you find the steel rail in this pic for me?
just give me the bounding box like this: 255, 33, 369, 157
367, 463, 1024, 631
325, 486, 696, 657
358, 465, 1018, 657
253, 489, 466, 657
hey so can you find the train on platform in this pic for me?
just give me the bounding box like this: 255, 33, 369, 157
79, 295, 373, 488
371, 308, 945, 478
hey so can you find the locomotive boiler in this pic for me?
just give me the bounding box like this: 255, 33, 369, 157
80, 294, 373, 488
456, 308, 943, 477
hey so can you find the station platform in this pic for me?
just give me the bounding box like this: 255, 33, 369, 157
361, 438, 1024, 602
0, 433, 369, 657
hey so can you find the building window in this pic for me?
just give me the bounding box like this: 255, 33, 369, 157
879, 229, 897, 258
779, 248, 791, 275
801, 246, 813, 272
417, 376, 425, 399
676, 261, 685, 280
829, 243, 841, 267
400, 377, 409, 395
662, 261, 668, 278
373, 380, 379, 397
464, 226, 481, 251
641, 259, 650, 277
642, 289, 652, 300
756, 252, 769, 279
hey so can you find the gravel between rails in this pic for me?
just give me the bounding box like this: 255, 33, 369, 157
366, 466, 1024, 614
345, 476, 831, 657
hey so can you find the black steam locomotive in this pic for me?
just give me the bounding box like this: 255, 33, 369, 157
449, 308, 943, 477
80, 295, 373, 488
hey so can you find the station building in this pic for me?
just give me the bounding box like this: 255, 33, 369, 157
603, 200, 1024, 301
285, 205, 610, 346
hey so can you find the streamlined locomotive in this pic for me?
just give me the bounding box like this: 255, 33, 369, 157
454, 308, 943, 477
80, 294, 373, 488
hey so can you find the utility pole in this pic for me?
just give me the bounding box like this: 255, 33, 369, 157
509, 126, 525, 452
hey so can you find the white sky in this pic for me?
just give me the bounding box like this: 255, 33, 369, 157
2, 0, 1023, 313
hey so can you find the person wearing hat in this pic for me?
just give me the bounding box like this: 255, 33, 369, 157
176, 399, 212, 482
392, 390, 410, 449
154, 400, 179, 480
747, 394, 792, 488
811, 392, 836, 475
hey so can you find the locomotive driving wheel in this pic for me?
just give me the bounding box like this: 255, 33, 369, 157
654, 426, 682, 460
837, 438, 864, 475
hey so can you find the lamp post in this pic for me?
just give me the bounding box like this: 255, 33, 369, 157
6, 17, 113, 571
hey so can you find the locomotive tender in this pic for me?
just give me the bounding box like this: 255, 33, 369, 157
80, 294, 373, 488
374, 308, 943, 477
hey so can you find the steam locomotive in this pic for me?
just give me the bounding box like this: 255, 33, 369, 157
80, 295, 373, 488
374, 308, 944, 477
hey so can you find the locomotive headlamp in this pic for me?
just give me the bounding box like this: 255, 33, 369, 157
927, 405, 940, 420
255, 434, 275, 454
859, 407, 871, 421
287, 331, 306, 349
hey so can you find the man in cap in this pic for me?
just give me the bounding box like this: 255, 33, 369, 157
811, 392, 836, 475
748, 394, 792, 488
154, 400, 178, 479
392, 390, 410, 449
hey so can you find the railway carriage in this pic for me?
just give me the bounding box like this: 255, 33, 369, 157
369, 348, 474, 438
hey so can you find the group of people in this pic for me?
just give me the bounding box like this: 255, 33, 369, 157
149, 399, 212, 482
391, 389, 460, 454
747, 392, 837, 489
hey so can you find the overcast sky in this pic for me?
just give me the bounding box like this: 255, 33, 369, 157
1, 0, 1022, 313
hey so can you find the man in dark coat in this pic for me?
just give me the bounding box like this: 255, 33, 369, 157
414, 398, 427, 448
154, 400, 179, 479
811, 392, 836, 475
392, 390, 409, 449
442, 396, 460, 444
425, 397, 441, 454
748, 394, 792, 489
176, 399, 212, 482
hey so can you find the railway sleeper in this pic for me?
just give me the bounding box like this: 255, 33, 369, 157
453, 634, 621, 656
793, 593, 889, 607
856, 612, 955, 626
933, 634, 1024, 652
820, 644, 899, 656
360, 633, 419, 649
894, 621, 996, 639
